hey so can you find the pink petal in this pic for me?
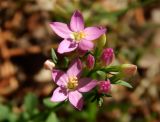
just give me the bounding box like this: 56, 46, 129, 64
78, 40, 94, 51
50, 22, 72, 38
84, 27, 106, 41
57, 39, 78, 54
51, 87, 68, 102
52, 69, 68, 86
78, 78, 97, 92
67, 58, 82, 78
68, 91, 83, 110
70, 10, 84, 32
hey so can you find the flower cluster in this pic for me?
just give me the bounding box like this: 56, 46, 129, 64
45, 10, 137, 110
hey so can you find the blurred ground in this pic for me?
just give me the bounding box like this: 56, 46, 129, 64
0, 0, 160, 122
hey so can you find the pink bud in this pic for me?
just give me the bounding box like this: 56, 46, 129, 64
44, 60, 55, 70
101, 48, 114, 66
98, 80, 111, 94
121, 64, 137, 76
86, 54, 95, 69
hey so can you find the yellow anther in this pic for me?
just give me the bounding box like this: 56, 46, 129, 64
71, 31, 86, 42
67, 76, 78, 90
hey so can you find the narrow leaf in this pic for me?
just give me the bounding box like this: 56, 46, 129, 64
63, 57, 69, 68
51, 48, 58, 63
96, 71, 106, 80
101, 65, 121, 72
115, 80, 133, 88
24, 93, 38, 114
46, 112, 59, 122
0, 104, 10, 121
43, 98, 59, 108
102, 94, 112, 97
110, 73, 122, 83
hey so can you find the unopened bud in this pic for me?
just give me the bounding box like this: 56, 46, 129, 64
101, 48, 114, 66
86, 54, 95, 70
121, 64, 137, 76
96, 34, 106, 48
44, 60, 55, 71
98, 80, 111, 94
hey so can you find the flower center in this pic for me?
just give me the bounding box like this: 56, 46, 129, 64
67, 76, 78, 90
71, 31, 86, 42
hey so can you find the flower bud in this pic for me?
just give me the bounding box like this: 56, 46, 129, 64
96, 34, 106, 48
98, 80, 111, 94
44, 59, 55, 71
101, 48, 114, 66
121, 64, 137, 76
86, 54, 95, 70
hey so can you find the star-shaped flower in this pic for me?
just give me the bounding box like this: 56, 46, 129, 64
51, 59, 97, 110
50, 10, 106, 54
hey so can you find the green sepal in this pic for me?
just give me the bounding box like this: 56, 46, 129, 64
114, 80, 133, 88
51, 48, 58, 64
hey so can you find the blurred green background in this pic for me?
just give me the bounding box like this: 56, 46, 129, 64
0, 0, 160, 122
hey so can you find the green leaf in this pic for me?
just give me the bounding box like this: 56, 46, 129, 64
46, 112, 59, 122
63, 57, 69, 68
0, 104, 10, 121
115, 80, 133, 88
110, 73, 122, 83
8, 113, 18, 122
96, 71, 106, 80
51, 48, 58, 63
102, 94, 112, 97
43, 98, 59, 108
24, 93, 38, 115
101, 65, 121, 72
94, 47, 101, 58
82, 68, 90, 77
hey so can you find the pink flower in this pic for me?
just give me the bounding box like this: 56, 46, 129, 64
98, 80, 111, 94
101, 48, 114, 66
50, 10, 106, 54
51, 59, 97, 110
86, 54, 95, 70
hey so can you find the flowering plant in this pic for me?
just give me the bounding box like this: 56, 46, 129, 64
44, 10, 137, 110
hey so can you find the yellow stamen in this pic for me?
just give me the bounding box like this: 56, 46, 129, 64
71, 31, 86, 42
67, 76, 78, 90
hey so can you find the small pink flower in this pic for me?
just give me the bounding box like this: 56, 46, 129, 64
98, 80, 111, 94
51, 59, 97, 110
50, 10, 106, 54
101, 48, 114, 66
86, 54, 95, 70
